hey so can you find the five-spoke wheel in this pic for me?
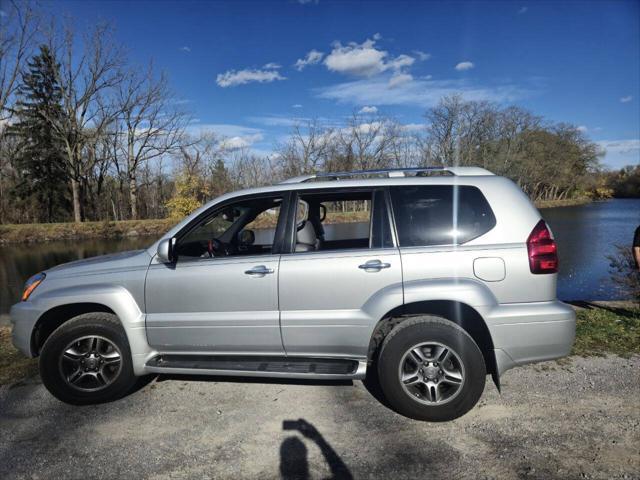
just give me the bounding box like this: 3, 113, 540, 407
59, 335, 123, 392
399, 342, 465, 404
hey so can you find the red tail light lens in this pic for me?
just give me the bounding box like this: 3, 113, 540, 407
527, 220, 558, 274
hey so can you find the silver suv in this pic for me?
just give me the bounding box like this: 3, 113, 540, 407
11, 167, 575, 421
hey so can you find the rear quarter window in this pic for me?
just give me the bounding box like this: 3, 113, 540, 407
390, 185, 496, 247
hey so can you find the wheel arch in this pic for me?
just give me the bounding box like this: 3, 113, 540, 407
368, 300, 500, 389
31, 303, 118, 356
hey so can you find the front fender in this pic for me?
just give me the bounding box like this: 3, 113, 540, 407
15, 284, 153, 375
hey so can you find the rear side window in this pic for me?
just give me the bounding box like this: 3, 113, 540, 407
389, 185, 496, 247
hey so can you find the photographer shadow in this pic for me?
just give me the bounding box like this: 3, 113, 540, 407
280, 419, 353, 480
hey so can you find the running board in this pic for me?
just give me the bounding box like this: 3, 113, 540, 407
144, 354, 367, 380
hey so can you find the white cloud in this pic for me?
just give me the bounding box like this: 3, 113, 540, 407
413, 50, 431, 61
186, 123, 262, 138
389, 72, 413, 88
316, 76, 526, 107
292, 104, 303, 108
620, 95, 633, 103
220, 133, 264, 150
263, 62, 281, 69
248, 115, 305, 127
324, 36, 415, 77
179, 46, 191, 53
576, 125, 588, 133
359, 106, 378, 114
455, 61, 475, 71
216, 67, 286, 87
185, 123, 265, 150
294, 49, 324, 71
402, 123, 425, 132
518, 6, 528, 14
596, 139, 640, 169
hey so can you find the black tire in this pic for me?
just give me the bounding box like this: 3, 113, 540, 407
39, 312, 138, 405
377, 316, 486, 422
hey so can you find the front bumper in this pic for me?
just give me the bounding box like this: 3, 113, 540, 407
10, 301, 41, 357
482, 300, 576, 376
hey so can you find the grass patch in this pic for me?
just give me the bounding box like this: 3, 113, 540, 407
535, 197, 591, 209
572, 305, 640, 357
0, 326, 37, 386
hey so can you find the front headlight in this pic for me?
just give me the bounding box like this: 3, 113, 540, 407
22, 272, 45, 301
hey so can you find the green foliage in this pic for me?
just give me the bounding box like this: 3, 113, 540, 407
573, 306, 639, 357
605, 165, 640, 198
8, 45, 69, 223
165, 173, 210, 219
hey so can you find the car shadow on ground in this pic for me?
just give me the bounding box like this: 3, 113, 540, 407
567, 300, 638, 318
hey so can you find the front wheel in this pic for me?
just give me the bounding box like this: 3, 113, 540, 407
39, 312, 138, 405
377, 316, 486, 421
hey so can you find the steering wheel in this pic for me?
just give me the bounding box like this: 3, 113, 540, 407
206, 238, 228, 257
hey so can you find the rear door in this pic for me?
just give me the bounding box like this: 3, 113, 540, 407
278, 188, 403, 358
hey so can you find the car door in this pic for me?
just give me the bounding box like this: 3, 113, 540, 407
278, 188, 403, 358
145, 193, 289, 354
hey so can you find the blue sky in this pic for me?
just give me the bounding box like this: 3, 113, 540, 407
40, 0, 639, 168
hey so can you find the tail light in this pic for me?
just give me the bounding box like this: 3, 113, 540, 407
527, 220, 558, 274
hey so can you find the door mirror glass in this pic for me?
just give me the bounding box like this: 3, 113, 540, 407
319, 204, 327, 222
238, 229, 255, 246
157, 238, 175, 263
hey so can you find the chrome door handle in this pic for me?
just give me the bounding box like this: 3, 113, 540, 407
358, 260, 391, 271
244, 265, 274, 275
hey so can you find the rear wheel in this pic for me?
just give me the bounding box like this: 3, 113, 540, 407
377, 316, 486, 421
39, 313, 138, 405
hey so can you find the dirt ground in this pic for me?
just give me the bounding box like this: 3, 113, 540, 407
1, 355, 638, 480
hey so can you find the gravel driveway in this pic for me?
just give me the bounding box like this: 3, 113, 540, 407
1, 355, 638, 480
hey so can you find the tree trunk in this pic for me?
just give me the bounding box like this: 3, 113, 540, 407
129, 176, 138, 220
71, 177, 82, 223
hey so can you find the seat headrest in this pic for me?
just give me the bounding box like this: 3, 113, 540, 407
296, 221, 316, 246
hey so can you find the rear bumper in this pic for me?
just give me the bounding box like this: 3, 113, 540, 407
483, 300, 576, 376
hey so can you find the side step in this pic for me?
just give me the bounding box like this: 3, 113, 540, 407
144, 354, 366, 380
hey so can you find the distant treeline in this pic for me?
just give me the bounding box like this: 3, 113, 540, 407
0, 2, 637, 225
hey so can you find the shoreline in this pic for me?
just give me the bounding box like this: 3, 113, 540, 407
535, 196, 592, 209
0, 219, 174, 245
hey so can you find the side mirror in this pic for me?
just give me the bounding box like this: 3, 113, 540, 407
238, 229, 255, 246
156, 238, 175, 263
319, 204, 327, 222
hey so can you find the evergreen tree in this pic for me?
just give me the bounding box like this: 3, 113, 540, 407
9, 45, 69, 222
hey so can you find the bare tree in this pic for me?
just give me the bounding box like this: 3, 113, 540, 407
113, 64, 188, 219
276, 119, 335, 177
0, 0, 39, 123
43, 22, 124, 222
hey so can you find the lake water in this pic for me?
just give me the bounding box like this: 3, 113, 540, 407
1, 198, 638, 317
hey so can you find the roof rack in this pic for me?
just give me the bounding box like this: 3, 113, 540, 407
279, 166, 494, 184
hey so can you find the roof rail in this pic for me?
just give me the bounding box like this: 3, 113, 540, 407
278, 166, 494, 184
